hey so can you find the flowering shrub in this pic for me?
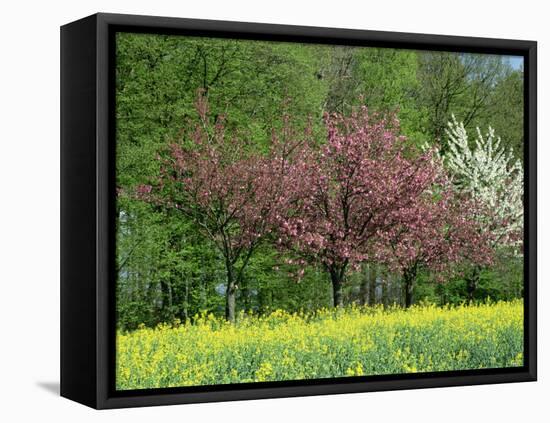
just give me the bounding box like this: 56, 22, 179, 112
445, 116, 524, 250
442, 116, 524, 299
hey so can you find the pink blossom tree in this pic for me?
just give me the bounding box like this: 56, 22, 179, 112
378, 183, 493, 307
274, 107, 444, 307
136, 93, 302, 322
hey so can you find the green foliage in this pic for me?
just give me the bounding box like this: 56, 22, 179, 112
115, 32, 524, 330
486, 69, 525, 160
413, 254, 523, 306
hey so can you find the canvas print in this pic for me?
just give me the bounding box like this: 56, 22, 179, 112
114, 32, 524, 390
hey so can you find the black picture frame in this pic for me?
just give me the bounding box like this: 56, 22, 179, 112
60, 12, 537, 409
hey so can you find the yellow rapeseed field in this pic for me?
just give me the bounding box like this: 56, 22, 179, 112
116, 300, 523, 390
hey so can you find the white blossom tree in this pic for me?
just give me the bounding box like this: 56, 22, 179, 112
444, 115, 524, 299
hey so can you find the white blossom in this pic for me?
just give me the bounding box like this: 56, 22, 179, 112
444, 115, 523, 251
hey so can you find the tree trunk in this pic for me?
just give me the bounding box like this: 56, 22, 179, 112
241, 276, 251, 312
403, 268, 416, 308
183, 276, 189, 321
160, 279, 172, 318
172, 275, 188, 323
466, 266, 481, 302
359, 265, 369, 305
381, 276, 389, 306
368, 264, 377, 306
404, 278, 413, 308
199, 263, 207, 310
225, 265, 237, 323
329, 266, 344, 307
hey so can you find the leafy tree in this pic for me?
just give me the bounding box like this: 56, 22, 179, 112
486, 69, 524, 160
417, 52, 507, 150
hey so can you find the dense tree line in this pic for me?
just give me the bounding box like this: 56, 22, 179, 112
115, 33, 524, 330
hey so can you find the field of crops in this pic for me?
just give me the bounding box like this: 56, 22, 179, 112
116, 300, 523, 390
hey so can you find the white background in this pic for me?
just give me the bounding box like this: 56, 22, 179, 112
0, 0, 547, 421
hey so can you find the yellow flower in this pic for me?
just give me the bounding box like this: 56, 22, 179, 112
116, 300, 523, 390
